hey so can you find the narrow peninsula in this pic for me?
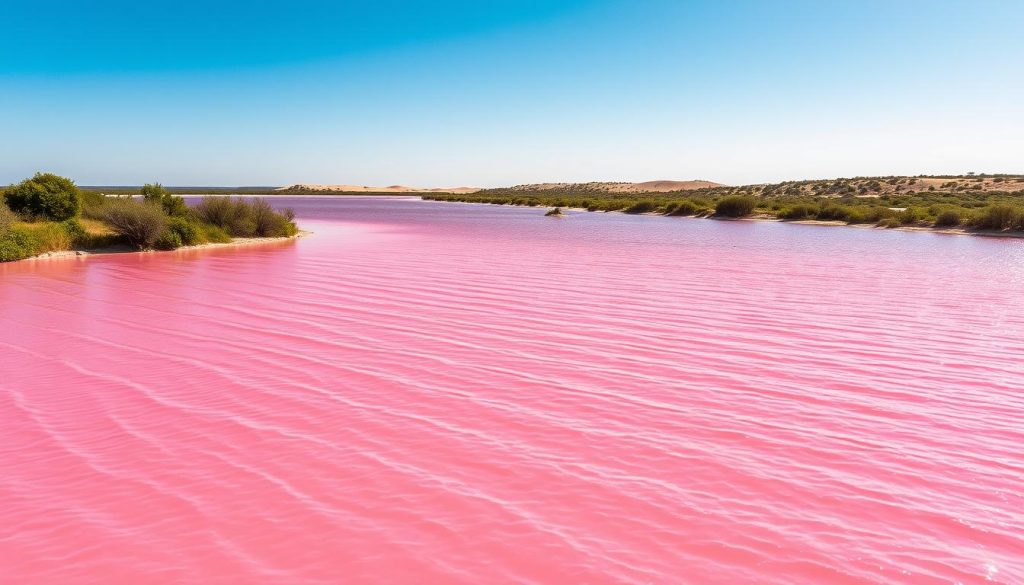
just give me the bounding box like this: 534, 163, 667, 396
1, 173, 300, 263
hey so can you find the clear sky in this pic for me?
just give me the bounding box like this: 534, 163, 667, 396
2, 0, 1022, 187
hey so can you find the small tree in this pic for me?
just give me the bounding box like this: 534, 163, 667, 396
141, 182, 189, 217
4, 172, 81, 221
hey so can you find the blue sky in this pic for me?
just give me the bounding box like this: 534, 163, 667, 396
2, 0, 1022, 186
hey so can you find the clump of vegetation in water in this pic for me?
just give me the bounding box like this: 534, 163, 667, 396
422, 174, 1024, 236
193, 198, 298, 237
544, 207, 563, 216
0, 173, 300, 262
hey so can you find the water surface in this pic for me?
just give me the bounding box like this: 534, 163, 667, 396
2, 197, 1022, 583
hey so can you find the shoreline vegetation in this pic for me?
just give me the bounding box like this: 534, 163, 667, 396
422, 174, 1024, 238
1, 173, 299, 263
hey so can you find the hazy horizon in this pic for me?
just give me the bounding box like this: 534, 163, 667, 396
3, 0, 1022, 186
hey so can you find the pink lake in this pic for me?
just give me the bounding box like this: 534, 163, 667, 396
1, 196, 1023, 584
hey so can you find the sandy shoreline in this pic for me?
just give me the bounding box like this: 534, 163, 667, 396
22, 231, 311, 262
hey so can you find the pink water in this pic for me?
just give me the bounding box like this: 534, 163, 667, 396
2, 197, 1023, 584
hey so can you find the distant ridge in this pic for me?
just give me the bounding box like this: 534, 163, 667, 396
275, 184, 481, 194
506, 180, 724, 193
272, 180, 723, 195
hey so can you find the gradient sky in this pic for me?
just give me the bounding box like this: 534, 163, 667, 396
2, 0, 1022, 186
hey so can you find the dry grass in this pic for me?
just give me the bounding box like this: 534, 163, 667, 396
79, 218, 116, 236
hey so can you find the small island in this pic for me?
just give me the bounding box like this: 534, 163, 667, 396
0, 173, 299, 263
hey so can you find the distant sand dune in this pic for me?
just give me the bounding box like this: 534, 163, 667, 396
505, 180, 725, 193
276, 184, 481, 194
275, 180, 724, 195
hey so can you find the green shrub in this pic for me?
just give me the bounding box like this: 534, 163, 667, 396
201, 223, 232, 243
153, 216, 206, 251
167, 217, 203, 246
815, 204, 851, 221
154, 230, 183, 250
898, 208, 919, 225
3, 172, 81, 221
79, 190, 108, 217
544, 207, 563, 216
624, 200, 658, 214
667, 200, 703, 216
101, 199, 168, 249
191, 197, 240, 231
60, 218, 88, 246
779, 204, 816, 220
841, 207, 893, 224
843, 208, 876, 224
601, 200, 628, 212
249, 199, 297, 236
973, 205, 1020, 230
192, 197, 296, 237
715, 196, 757, 217
0, 227, 40, 262
934, 210, 961, 227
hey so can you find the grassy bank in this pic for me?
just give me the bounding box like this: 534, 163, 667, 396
1, 174, 298, 263
422, 175, 1024, 235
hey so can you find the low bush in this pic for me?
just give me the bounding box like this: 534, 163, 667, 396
973, 205, 1020, 230
101, 199, 168, 249
544, 207, 563, 216
3, 172, 81, 221
779, 204, 816, 220
192, 197, 297, 237
667, 200, 703, 216
842, 207, 894, 224
167, 217, 203, 246
154, 216, 206, 250
191, 198, 250, 234
201, 223, 232, 243
715, 196, 757, 217
249, 199, 297, 236
624, 200, 658, 214
61, 218, 88, 245
843, 208, 872, 224
815, 204, 851, 221
934, 210, 961, 227
154, 230, 183, 250
898, 208, 920, 225
0, 227, 40, 262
